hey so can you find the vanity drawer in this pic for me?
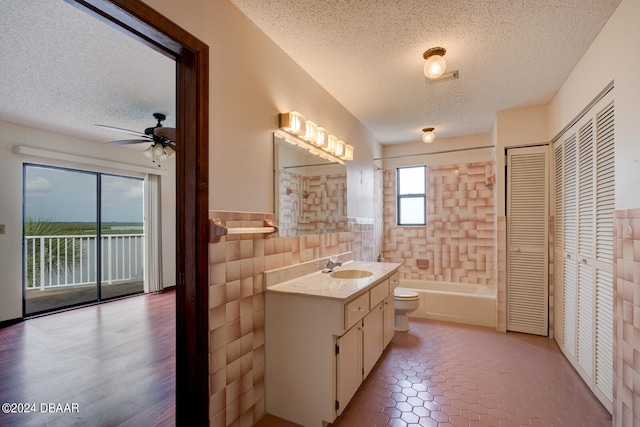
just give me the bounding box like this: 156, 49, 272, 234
389, 272, 400, 291
345, 292, 370, 330
370, 280, 389, 307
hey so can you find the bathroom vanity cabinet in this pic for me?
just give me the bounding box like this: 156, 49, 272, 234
264, 261, 400, 427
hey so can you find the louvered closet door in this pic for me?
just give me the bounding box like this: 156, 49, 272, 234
553, 143, 564, 343
506, 146, 549, 335
562, 134, 578, 358
553, 88, 614, 413
594, 100, 614, 408
576, 119, 595, 382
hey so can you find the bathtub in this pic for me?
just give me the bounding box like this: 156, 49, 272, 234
397, 280, 496, 328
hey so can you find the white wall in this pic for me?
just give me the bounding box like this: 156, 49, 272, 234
0, 121, 176, 322
144, 0, 381, 220
549, 0, 640, 210
494, 104, 550, 216
380, 133, 494, 170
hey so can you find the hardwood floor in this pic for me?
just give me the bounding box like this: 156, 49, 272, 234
25, 281, 145, 315
0, 289, 175, 427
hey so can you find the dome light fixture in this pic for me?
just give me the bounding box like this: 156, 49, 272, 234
422, 127, 435, 143
423, 47, 447, 79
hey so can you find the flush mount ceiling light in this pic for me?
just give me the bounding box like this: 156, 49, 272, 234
423, 47, 447, 79
422, 127, 435, 143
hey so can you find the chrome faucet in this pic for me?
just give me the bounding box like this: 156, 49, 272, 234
323, 256, 342, 272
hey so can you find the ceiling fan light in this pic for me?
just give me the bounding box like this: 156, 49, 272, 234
153, 144, 165, 157
143, 146, 154, 158
164, 145, 176, 158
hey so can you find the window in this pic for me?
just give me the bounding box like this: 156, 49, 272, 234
397, 165, 427, 226
23, 164, 145, 315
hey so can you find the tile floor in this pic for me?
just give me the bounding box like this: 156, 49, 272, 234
255, 318, 612, 427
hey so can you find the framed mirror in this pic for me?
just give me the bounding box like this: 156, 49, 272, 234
274, 132, 347, 237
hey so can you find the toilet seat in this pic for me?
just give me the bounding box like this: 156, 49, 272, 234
394, 289, 419, 300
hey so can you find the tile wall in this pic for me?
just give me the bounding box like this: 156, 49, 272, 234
278, 171, 347, 237
207, 210, 378, 426
277, 170, 303, 237
613, 208, 640, 427
382, 162, 497, 287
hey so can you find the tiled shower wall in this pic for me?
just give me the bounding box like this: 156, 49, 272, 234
278, 171, 347, 237
207, 210, 377, 426
382, 162, 497, 287
613, 208, 640, 427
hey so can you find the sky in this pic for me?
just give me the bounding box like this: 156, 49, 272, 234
24, 165, 144, 223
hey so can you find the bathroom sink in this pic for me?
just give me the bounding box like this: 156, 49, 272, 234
330, 269, 373, 279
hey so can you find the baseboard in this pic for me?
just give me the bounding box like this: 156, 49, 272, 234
0, 317, 23, 328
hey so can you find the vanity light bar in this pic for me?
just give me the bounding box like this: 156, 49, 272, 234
279, 112, 354, 161
274, 130, 345, 165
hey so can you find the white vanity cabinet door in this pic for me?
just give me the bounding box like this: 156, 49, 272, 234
383, 293, 395, 348
336, 322, 362, 415
363, 302, 384, 378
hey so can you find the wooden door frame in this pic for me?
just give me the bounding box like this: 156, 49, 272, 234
65, 1, 209, 424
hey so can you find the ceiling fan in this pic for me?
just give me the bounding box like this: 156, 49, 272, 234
96, 113, 177, 163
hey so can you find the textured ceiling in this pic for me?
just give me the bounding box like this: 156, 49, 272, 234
0, 0, 621, 148
229, 0, 621, 144
0, 0, 175, 149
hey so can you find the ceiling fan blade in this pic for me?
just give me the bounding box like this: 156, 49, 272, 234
95, 124, 148, 138
107, 139, 151, 146
153, 127, 176, 141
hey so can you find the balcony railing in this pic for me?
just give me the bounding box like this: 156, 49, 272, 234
24, 234, 145, 290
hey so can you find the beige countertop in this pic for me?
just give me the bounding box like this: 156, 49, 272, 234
265, 260, 401, 300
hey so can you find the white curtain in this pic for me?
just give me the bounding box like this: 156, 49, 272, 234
144, 174, 163, 293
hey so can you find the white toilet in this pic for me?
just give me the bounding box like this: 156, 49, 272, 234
394, 288, 420, 332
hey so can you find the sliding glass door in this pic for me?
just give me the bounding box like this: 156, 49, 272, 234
100, 174, 144, 300
23, 164, 144, 316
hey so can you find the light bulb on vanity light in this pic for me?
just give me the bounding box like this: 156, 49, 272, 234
302, 120, 318, 143
279, 112, 306, 136
335, 140, 345, 157
315, 127, 329, 148
327, 135, 338, 154
341, 144, 354, 161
